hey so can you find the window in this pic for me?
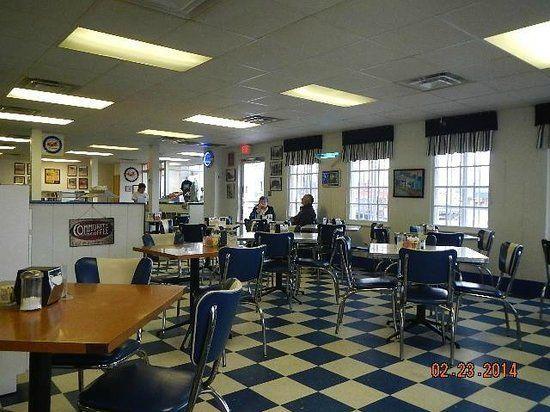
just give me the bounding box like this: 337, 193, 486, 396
349, 158, 389, 222
160, 162, 204, 200
288, 163, 318, 217
433, 151, 490, 228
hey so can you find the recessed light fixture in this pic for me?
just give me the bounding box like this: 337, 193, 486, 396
183, 114, 259, 129
485, 20, 550, 69
59, 27, 211, 72
177, 151, 204, 157
7, 87, 114, 109
0, 136, 30, 143
41, 158, 80, 163
0, 112, 73, 125
159, 157, 190, 162
138, 129, 202, 139
0, 146, 15, 150
281, 84, 375, 107
66, 150, 113, 157
89, 144, 139, 151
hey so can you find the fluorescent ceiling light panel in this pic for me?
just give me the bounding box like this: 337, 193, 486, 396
177, 151, 204, 157
59, 27, 211, 72
0, 146, 16, 150
485, 21, 550, 69
183, 114, 259, 129
281, 84, 375, 107
66, 150, 113, 157
89, 144, 139, 151
0, 112, 73, 125
0, 136, 30, 143
7, 87, 113, 109
42, 158, 80, 163
160, 157, 190, 162
138, 129, 202, 139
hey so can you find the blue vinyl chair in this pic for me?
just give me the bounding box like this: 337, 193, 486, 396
541, 239, 550, 322
397, 248, 458, 364
295, 224, 344, 304
254, 232, 297, 309
373, 227, 390, 243
219, 246, 267, 355
180, 224, 207, 242
459, 229, 495, 284
454, 242, 524, 347
78, 278, 242, 412
52, 257, 152, 392
334, 235, 398, 335
428, 231, 464, 246
426, 233, 438, 246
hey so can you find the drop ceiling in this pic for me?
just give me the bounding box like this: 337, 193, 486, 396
0, 0, 550, 161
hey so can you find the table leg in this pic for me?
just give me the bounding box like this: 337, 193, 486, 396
28, 352, 51, 412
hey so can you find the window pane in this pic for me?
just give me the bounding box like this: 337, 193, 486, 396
348, 158, 389, 222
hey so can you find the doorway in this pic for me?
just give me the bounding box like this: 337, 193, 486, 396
241, 161, 265, 220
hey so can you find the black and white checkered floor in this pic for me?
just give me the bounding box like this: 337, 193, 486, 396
1, 272, 549, 411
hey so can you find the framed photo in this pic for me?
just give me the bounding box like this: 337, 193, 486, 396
132, 184, 140, 192
393, 169, 425, 198
78, 165, 88, 177
321, 170, 340, 187
226, 183, 235, 199
226, 168, 236, 182
270, 177, 282, 191
270, 145, 283, 160
67, 164, 77, 177
44, 168, 61, 184
67, 178, 77, 190
227, 152, 235, 167
26, 163, 31, 176
13, 176, 25, 185
270, 161, 282, 177
124, 185, 133, 192
78, 178, 88, 190
14, 162, 25, 175
26, 176, 31, 185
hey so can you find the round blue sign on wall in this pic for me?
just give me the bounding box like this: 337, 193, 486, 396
203, 151, 214, 167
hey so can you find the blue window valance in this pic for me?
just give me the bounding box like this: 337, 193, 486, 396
342, 125, 394, 162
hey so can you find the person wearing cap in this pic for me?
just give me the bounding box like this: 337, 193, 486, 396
249, 196, 276, 220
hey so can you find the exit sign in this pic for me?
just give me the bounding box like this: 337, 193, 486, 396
241, 144, 252, 155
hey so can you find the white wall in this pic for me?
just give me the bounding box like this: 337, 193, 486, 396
213, 106, 547, 283
118, 162, 144, 202
30, 203, 145, 281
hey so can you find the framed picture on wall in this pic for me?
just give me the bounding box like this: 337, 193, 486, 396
125, 185, 133, 192
321, 170, 340, 187
67, 164, 77, 177
393, 169, 425, 198
67, 178, 77, 190
78, 165, 88, 177
227, 152, 235, 167
226, 183, 235, 199
26, 163, 31, 176
270, 145, 283, 160
14, 162, 25, 175
44, 168, 61, 184
13, 176, 25, 185
226, 168, 236, 182
270, 177, 282, 191
26, 176, 31, 185
78, 178, 88, 190
270, 161, 282, 176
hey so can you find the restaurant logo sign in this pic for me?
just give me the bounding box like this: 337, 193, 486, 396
42, 134, 64, 155
69, 218, 115, 247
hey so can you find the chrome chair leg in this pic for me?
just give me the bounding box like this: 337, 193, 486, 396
399, 306, 405, 360
256, 303, 267, 357
390, 290, 398, 333
449, 306, 456, 366
221, 349, 227, 368
161, 309, 167, 333
505, 300, 522, 348
503, 301, 510, 332
78, 369, 84, 393
136, 349, 149, 365
541, 282, 547, 323
205, 387, 230, 412
335, 292, 352, 334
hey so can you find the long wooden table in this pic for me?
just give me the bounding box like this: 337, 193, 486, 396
133, 242, 218, 337
0, 283, 182, 412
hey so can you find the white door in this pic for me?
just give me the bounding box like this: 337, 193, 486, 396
241, 161, 265, 220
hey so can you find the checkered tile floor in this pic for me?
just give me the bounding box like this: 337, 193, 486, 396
1, 272, 549, 411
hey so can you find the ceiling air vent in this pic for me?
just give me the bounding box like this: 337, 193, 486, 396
402, 72, 465, 91
0, 105, 40, 115
19, 78, 78, 94
125, 0, 217, 18
240, 115, 283, 125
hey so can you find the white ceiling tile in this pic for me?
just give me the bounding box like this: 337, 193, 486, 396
274, 0, 346, 15
210, 85, 268, 102
509, 84, 550, 104
25, 63, 101, 87
419, 40, 507, 70
362, 57, 439, 82
456, 56, 537, 82
430, 82, 496, 100
0, 0, 95, 22
0, 7, 75, 44
485, 72, 550, 92
193, 57, 266, 84
317, 71, 389, 93
315, 0, 425, 38
227, 37, 305, 72
456, 91, 523, 110
360, 83, 418, 100
408, 0, 478, 16
386, 92, 450, 108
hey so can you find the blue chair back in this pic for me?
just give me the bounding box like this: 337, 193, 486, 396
191, 278, 242, 365
173, 215, 189, 226
318, 224, 345, 248
478, 229, 495, 254
498, 242, 523, 277
254, 232, 294, 260
399, 248, 457, 285
180, 224, 206, 242
426, 234, 437, 246
428, 232, 464, 247
410, 225, 423, 234
370, 222, 383, 240
75, 257, 152, 285
373, 227, 390, 243
218, 246, 265, 283
331, 235, 353, 286
142, 233, 154, 247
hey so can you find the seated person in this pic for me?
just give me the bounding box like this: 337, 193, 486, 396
290, 194, 317, 227
249, 196, 276, 220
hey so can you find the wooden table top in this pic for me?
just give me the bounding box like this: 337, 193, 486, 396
367, 243, 488, 264
134, 242, 219, 259
237, 231, 318, 244
0, 283, 182, 354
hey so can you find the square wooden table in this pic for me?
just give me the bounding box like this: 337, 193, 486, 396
0, 283, 183, 412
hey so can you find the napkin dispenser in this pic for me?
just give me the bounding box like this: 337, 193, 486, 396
14, 266, 63, 307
